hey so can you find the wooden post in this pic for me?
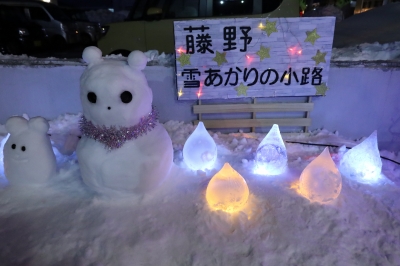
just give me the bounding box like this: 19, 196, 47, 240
198, 99, 202, 122
252, 98, 256, 133
305, 96, 312, 133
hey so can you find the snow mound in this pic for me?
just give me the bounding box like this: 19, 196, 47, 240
2, 42, 400, 66
0, 117, 400, 265
135, 43, 400, 65
105, 42, 400, 66
332, 41, 400, 61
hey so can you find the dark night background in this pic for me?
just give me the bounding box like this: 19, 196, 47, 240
57, 0, 130, 10
59, 0, 112, 8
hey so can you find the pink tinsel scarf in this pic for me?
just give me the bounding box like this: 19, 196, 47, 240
79, 107, 158, 150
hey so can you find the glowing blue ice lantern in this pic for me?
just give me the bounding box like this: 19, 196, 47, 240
183, 122, 217, 171
0, 134, 10, 176
339, 130, 382, 184
255, 124, 287, 175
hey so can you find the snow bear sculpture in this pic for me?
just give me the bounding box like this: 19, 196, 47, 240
3, 116, 56, 184
76, 46, 173, 193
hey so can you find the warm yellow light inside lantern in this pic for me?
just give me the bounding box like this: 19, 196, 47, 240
206, 163, 250, 213
299, 148, 342, 203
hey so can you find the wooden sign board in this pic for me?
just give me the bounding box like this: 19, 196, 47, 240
174, 17, 335, 100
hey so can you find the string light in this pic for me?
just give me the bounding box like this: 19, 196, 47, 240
288, 46, 302, 56
174, 17, 331, 99
196, 82, 204, 98
245, 54, 254, 65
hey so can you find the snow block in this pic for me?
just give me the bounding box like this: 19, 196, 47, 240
77, 47, 173, 193
3, 116, 57, 184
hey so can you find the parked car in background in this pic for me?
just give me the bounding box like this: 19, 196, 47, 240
60, 7, 103, 45
97, 0, 299, 56
0, 4, 48, 54
0, 1, 80, 47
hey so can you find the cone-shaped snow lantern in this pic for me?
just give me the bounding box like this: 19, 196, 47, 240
299, 147, 342, 203
183, 122, 217, 171
255, 124, 287, 175
206, 163, 250, 213
339, 131, 382, 184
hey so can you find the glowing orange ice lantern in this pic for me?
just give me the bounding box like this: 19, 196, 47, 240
206, 163, 250, 213
299, 147, 342, 203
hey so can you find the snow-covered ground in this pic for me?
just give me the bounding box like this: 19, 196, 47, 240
331, 41, 400, 61
0, 115, 399, 265
0, 41, 399, 265
144, 42, 400, 63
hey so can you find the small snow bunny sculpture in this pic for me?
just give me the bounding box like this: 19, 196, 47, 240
3, 116, 56, 184
77, 46, 173, 193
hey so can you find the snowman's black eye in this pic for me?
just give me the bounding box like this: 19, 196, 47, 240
21, 146, 26, 152
11, 144, 16, 149
87, 92, 97, 103
120, 91, 132, 104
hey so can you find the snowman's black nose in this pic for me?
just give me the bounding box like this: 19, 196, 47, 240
107, 106, 111, 110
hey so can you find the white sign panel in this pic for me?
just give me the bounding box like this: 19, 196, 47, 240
174, 17, 335, 100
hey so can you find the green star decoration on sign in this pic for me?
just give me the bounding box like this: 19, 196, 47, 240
256, 45, 271, 61
212, 51, 228, 66
315, 83, 329, 95
304, 28, 321, 45
312, 49, 327, 65
235, 83, 249, 96
262, 20, 278, 37
176, 53, 191, 66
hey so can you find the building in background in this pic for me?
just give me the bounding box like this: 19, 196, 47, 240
112, 0, 134, 12
57, 0, 113, 9
354, 0, 392, 13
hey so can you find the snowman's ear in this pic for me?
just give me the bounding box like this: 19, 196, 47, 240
29, 117, 49, 133
127, 50, 147, 71
5, 116, 29, 135
82, 46, 103, 65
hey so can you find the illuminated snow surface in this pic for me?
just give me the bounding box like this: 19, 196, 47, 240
0, 116, 400, 265
0, 41, 400, 265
